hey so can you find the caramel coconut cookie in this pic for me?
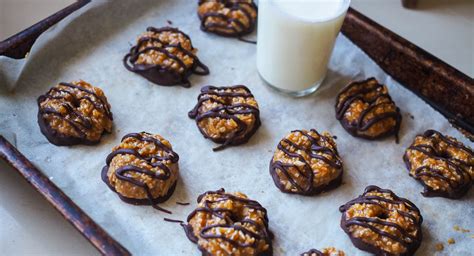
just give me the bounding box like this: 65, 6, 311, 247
269, 129, 343, 195
37, 80, 113, 146
198, 0, 257, 37
403, 130, 473, 199
188, 85, 261, 151
340, 186, 423, 256
183, 189, 273, 256
102, 132, 179, 212
301, 247, 345, 256
335, 78, 401, 141
123, 27, 209, 87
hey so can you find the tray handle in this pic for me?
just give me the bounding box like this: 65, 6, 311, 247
0, 0, 90, 59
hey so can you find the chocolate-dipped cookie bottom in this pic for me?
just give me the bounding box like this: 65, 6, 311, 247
340, 216, 421, 256
123, 27, 209, 87
182, 224, 271, 256
37, 81, 113, 146
339, 186, 423, 256
198, 0, 258, 38
101, 165, 177, 206
269, 129, 344, 195
37, 111, 108, 146
403, 129, 473, 199
269, 161, 343, 196
183, 189, 273, 256
101, 132, 179, 213
123, 61, 208, 87
188, 85, 261, 151
194, 116, 261, 150
335, 78, 402, 141
300, 247, 345, 256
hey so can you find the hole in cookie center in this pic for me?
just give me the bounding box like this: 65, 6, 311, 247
226, 212, 241, 224
437, 151, 451, 159
70, 97, 81, 108
224, 2, 235, 8
377, 212, 389, 219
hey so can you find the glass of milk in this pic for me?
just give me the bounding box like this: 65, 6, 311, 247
257, 0, 351, 97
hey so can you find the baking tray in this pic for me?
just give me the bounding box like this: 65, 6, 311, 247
0, 2, 472, 255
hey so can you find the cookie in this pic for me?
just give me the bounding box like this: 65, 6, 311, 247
269, 129, 343, 195
339, 186, 423, 256
301, 247, 345, 256
403, 130, 473, 199
102, 132, 179, 212
188, 85, 261, 151
183, 188, 273, 256
198, 0, 257, 37
123, 27, 209, 87
335, 78, 401, 140
37, 80, 113, 146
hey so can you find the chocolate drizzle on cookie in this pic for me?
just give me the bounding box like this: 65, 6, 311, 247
339, 186, 423, 256
188, 85, 261, 151
102, 132, 179, 213
164, 218, 184, 223
238, 37, 257, 44
336, 78, 402, 142
301, 249, 324, 256
403, 130, 473, 199
37, 82, 113, 146
198, 0, 258, 38
270, 129, 343, 195
183, 188, 273, 256
123, 27, 209, 87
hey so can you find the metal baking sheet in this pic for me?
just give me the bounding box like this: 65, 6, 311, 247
0, 1, 472, 255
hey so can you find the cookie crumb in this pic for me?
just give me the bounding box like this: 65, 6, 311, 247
435, 243, 444, 251
447, 238, 455, 245
454, 225, 470, 233
167, 20, 173, 25
409, 114, 414, 119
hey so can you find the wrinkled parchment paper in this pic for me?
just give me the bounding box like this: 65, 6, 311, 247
0, 1, 472, 255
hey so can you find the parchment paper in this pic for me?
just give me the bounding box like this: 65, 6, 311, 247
0, 1, 472, 255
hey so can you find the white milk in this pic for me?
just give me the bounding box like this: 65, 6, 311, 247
257, 0, 350, 96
